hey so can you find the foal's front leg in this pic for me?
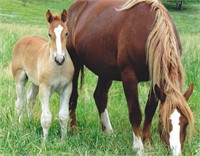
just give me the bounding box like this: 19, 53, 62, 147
59, 82, 72, 140
39, 84, 52, 140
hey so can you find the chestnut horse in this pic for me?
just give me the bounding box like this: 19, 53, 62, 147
67, 0, 194, 155
11, 10, 74, 140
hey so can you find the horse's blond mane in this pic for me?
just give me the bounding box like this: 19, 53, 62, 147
118, 0, 194, 142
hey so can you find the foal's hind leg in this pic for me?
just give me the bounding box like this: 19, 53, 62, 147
14, 70, 28, 123
59, 82, 72, 140
142, 87, 158, 145
120, 68, 144, 155
27, 83, 39, 119
93, 77, 113, 133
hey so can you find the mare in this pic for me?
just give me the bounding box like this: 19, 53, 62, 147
66, 0, 194, 155
11, 9, 74, 140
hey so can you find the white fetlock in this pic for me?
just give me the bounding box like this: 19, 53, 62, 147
133, 132, 144, 156
100, 109, 113, 133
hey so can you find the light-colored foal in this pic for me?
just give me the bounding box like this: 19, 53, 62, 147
11, 9, 74, 140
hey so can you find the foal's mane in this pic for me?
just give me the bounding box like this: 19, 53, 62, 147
118, 0, 194, 141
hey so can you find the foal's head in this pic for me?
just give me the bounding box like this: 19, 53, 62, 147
155, 84, 194, 156
46, 9, 68, 66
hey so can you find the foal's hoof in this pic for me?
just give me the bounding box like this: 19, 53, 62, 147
103, 128, 113, 134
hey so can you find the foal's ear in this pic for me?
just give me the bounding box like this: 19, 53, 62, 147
183, 83, 194, 101
154, 84, 166, 103
46, 9, 54, 23
61, 9, 68, 23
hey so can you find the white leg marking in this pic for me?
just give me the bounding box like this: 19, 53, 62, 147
100, 109, 113, 133
133, 132, 144, 156
59, 83, 72, 140
169, 109, 181, 156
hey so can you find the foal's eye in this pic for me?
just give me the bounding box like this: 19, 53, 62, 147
65, 32, 68, 36
48, 33, 51, 37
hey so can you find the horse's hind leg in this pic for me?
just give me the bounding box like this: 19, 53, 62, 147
120, 68, 144, 155
69, 67, 80, 133
142, 87, 158, 145
59, 82, 72, 140
14, 70, 28, 123
93, 77, 113, 133
27, 83, 39, 119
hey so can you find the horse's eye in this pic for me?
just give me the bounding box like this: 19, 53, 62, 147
48, 33, 51, 37
65, 32, 68, 36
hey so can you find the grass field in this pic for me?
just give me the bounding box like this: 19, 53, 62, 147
0, 0, 200, 155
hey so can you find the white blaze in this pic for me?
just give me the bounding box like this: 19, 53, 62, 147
54, 25, 64, 56
169, 109, 181, 156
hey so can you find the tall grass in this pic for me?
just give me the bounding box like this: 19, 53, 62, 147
0, 0, 200, 155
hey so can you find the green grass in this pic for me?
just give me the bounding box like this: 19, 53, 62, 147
0, 0, 200, 155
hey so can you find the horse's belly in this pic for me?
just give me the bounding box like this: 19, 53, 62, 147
88, 64, 121, 81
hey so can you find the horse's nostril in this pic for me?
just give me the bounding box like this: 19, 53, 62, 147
55, 55, 65, 66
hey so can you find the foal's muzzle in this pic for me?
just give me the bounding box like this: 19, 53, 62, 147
55, 55, 65, 66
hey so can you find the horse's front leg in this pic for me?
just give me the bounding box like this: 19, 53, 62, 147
59, 82, 72, 140
121, 68, 144, 156
39, 84, 52, 140
93, 77, 113, 133
142, 87, 158, 145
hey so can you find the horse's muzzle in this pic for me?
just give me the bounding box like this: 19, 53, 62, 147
55, 55, 65, 66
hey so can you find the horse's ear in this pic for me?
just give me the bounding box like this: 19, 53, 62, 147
183, 83, 194, 101
46, 9, 54, 23
61, 9, 68, 23
154, 84, 166, 103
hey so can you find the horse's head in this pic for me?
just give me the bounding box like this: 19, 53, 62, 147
46, 9, 68, 66
154, 84, 194, 156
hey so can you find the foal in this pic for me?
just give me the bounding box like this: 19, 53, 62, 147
11, 9, 74, 140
